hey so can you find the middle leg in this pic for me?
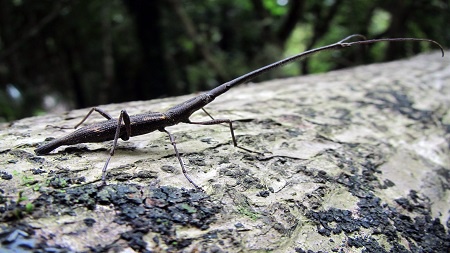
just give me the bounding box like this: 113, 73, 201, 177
160, 128, 202, 190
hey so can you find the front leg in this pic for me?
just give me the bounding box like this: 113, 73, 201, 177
101, 110, 131, 183
188, 118, 237, 146
187, 118, 261, 154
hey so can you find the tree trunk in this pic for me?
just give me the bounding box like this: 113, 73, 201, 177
0, 51, 449, 252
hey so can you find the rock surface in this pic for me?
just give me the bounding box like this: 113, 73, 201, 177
1, 51, 449, 252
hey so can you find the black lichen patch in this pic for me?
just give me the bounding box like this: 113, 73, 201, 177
30, 167, 46, 175
394, 190, 430, 215
0, 191, 36, 222
256, 190, 270, 198
336, 158, 383, 197
304, 147, 450, 252
45, 171, 86, 189
0, 223, 67, 253
436, 168, 450, 190
1, 224, 36, 252
306, 190, 450, 252
307, 193, 450, 252
0, 171, 13, 180
83, 217, 96, 227
364, 90, 435, 124
219, 165, 264, 190
26, 184, 219, 252
6, 149, 46, 165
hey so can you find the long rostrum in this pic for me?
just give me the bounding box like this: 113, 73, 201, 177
206, 36, 444, 99
206, 42, 345, 99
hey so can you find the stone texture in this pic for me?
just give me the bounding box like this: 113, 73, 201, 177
0, 51, 449, 252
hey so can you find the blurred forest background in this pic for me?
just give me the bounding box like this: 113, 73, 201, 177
0, 0, 449, 122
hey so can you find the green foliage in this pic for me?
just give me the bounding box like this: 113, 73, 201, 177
0, 0, 448, 121
237, 205, 259, 221
0, 190, 34, 221
263, 0, 289, 16
180, 203, 197, 214
25, 203, 34, 213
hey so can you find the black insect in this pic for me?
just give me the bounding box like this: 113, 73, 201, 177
35, 35, 444, 189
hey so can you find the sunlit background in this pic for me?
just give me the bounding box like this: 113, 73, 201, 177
1, 0, 448, 122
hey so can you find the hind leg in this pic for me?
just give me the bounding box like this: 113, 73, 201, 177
75, 108, 113, 129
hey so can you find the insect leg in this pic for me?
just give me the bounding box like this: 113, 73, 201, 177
187, 119, 261, 154
101, 110, 131, 183
201, 108, 215, 120
160, 128, 202, 190
188, 119, 237, 146
75, 108, 114, 129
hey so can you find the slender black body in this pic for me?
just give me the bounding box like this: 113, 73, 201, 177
34, 35, 444, 189
35, 112, 169, 154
